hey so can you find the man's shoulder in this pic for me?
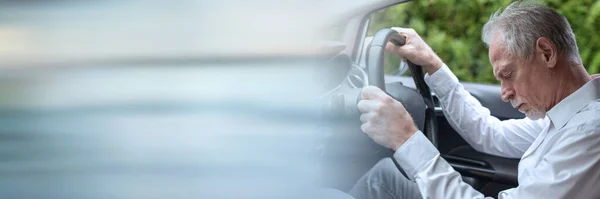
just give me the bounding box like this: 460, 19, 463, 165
553, 100, 600, 147
579, 99, 600, 118
568, 99, 600, 132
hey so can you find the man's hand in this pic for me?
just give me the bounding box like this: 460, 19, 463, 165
357, 86, 418, 151
385, 27, 443, 75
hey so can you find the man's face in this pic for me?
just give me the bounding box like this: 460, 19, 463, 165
489, 33, 551, 120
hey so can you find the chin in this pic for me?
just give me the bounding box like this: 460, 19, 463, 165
524, 110, 546, 120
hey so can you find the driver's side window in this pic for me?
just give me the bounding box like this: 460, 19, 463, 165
363, 1, 600, 84
361, 3, 411, 77
361, 1, 500, 84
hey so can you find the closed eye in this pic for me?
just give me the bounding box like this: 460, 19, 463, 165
502, 71, 512, 79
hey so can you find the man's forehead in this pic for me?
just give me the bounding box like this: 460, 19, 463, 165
488, 32, 513, 74
488, 32, 507, 63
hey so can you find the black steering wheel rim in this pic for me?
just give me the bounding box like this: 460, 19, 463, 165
366, 28, 438, 147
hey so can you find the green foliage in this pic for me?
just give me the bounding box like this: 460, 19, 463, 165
369, 0, 600, 84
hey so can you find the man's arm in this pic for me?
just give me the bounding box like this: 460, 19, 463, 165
425, 64, 546, 158
356, 84, 540, 198
394, 121, 600, 199
386, 27, 545, 158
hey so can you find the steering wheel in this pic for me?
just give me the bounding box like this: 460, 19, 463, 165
365, 28, 438, 147
317, 29, 439, 189
322, 28, 438, 146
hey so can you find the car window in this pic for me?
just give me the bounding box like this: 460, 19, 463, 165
363, 3, 411, 77
362, 0, 600, 84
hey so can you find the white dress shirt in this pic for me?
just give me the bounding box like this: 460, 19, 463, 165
393, 65, 600, 199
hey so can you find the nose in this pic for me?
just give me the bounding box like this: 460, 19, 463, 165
501, 82, 514, 102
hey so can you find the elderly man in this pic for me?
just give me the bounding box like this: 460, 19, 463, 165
347, 1, 600, 199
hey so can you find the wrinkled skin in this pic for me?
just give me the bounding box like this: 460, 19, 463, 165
489, 32, 591, 120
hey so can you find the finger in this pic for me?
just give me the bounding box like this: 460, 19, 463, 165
385, 42, 405, 57
386, 42, 408, 61
359, 112, 375, 123
385, 42, 398, 53
391, 27, 409, 33
390, 27, 414, 34
395, 45, 411, 60
390, 27, 416, 46
357, 99, 380, 113
361, 86, 388, 100
360, 122, 372, 134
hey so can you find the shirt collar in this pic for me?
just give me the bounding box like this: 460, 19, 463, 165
546, 78, 600, 130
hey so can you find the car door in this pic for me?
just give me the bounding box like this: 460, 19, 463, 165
436, 82, 523, 196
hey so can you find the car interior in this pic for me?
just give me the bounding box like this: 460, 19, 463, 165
319, 1, 526, 197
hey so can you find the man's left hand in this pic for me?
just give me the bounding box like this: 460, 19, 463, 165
357, 86, 418, 151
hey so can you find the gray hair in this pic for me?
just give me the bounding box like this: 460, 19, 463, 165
482, 0, 581, 64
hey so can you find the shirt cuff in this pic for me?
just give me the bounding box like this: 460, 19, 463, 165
424, 64, 460, 98
392, 131, 439, 181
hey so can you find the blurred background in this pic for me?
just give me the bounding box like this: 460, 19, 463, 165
370, 0, 600, 83
0, 0, 343, 198
0, 0, 597, 198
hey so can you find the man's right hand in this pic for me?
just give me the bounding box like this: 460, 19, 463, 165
385, 27, 444, 75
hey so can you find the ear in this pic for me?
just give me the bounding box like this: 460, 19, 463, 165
535, 37, 557, 68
